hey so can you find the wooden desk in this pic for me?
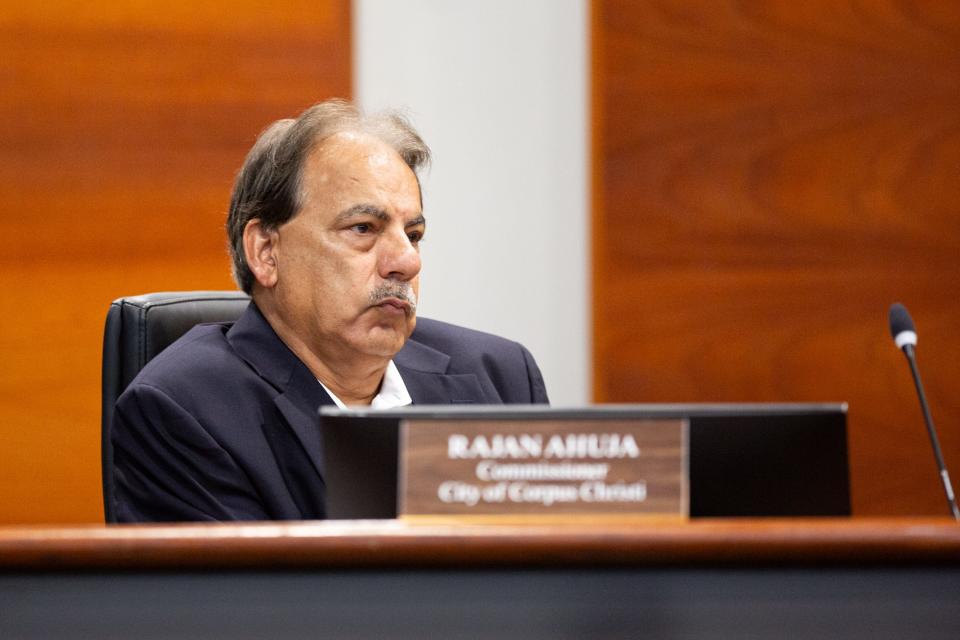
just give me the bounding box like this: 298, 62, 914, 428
2, 518, 958, 638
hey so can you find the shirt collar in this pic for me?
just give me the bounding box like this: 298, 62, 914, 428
318, 360, 412, 409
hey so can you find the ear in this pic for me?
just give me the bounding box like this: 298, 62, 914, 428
243, 219, 280, 289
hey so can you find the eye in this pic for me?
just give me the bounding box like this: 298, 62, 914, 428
407, 229, 424, 244
351, 223, 373, 234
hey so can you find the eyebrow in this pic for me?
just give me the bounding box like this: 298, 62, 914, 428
405, 215, 427, 229
334, 204, 389, 223
334, 204, 426, 228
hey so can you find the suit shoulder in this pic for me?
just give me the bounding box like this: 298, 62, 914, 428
406, 317, 549, 404
410, 317, 525, 357
125, 322, 244, 395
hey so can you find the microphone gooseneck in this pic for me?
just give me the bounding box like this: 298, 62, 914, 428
888, 303, 959, 520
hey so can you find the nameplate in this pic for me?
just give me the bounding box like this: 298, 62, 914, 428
398, 418, 688, 517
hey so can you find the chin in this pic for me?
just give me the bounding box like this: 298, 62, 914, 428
361, 327, 410, 358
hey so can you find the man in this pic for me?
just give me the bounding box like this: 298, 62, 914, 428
111, 100, 549, 522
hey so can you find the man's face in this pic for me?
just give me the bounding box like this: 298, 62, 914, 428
270, 131, 424, 363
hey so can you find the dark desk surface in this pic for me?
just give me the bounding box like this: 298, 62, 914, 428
2, 518, 959, 639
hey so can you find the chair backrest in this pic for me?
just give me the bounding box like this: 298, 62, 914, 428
101, 291, 250, 522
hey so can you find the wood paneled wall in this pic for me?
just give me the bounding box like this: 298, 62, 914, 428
593, 1, 960, 515
0, 2, 351, 523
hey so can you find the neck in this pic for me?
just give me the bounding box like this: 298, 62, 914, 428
254, 296, 389, 406
317, 367, 384, 406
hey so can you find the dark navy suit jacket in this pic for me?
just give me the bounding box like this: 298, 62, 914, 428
111, 303, 549, 522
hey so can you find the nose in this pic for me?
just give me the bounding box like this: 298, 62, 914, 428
377, 227, 421, 281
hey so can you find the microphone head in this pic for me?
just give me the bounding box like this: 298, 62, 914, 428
889, 303, 917, 349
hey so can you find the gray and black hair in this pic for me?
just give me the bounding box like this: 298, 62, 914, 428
226, 99, 431, 293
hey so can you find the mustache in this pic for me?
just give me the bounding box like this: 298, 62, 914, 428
369, 283, 418, 311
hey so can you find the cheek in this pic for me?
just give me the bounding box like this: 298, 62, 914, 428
295, 248, 382, 306
330, 261, 378, 303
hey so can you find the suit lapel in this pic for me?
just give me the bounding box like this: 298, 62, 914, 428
399, 369, 487, 404
227, 303, 330, 479
227, 304, 487, 481
272, 369, 334, 479
395, 338, 487, 404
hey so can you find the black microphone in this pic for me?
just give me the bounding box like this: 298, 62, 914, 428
888, 303, 960, 520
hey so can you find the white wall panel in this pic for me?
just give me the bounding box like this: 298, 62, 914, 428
355, 0, 589, 404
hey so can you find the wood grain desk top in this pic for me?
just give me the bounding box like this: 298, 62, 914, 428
0, 517, 957, 570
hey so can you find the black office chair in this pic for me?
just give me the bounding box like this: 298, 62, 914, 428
100, 291, 250, 522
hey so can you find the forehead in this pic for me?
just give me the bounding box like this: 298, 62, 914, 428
299, 131, 421, 212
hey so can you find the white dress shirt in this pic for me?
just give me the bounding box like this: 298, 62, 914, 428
318, 360, 412, 409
